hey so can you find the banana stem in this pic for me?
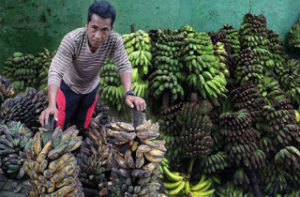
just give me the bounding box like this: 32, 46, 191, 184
187, 158, 195, 176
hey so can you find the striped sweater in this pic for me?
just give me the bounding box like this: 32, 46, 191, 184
48, 27, 132, 94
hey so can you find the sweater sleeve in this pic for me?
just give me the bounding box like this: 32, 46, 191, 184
48, 34, 74, 87
111, 34, 132, 74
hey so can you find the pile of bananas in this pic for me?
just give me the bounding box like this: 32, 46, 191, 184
0, 75, 15, 105
234, 48, 263, 84
231, 81, 266, 121
287, 18, 300, 53
149, 29, 184, 103
99, 61, 125, 111
105, 120, 166, 196
123, 30, 152, 75
176, 101, 213, 158
76, 117, 112, 196
274, 146, 300, 174
200, 151, 229, 175
3, 52, 40, 93
182, 31, 227, 102
279, 59, 300, 107
0, 88, 47, 130
36, 48, 56, 92
215, 182, 253, 197
24, 126, 84, 196
220, 109, 266, 169
160, 158, 215, 197
0, 121, 33, 179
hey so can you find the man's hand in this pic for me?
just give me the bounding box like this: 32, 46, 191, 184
125, 95, 146, 111
39, 105, 58, 127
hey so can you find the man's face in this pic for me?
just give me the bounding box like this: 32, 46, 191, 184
86, 14, 113, 50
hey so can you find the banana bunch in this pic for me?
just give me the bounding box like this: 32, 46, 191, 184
220, 24, 240, 57
3, 52, 40, 93
200, 152, 229, 174
220, 109, 266, 169
0, 88, 47, 130
0, 75, 15, 105
24, 126, 84, 197
179, 25, 196, 36
92, 103, 110, 125
257, 76, 282, 105
159, 102, 183, 135
215, 182, 253, 197
182, 32, 227, 102
160, 158, 215, 197
274, 146, 300, 174
231, 81, 266, 121
105, 120, 166, 197
279, 59, 300, 107
132, 68, 149, 98
36, 48, 56, 92
233, 168, 250, 186
176, 101, 213, 158
287, 18, 300, 53
0, 121, 33, 179
123, 30, 152, 75
150, 29, 185, 103
76, 117, 112, 195
213, 42, 230, 77
99, 61, 125, 111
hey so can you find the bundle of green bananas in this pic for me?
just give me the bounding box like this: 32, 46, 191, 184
76, 117, 112, 195
220, 109, 266, 169
105, 120, 166, 196
122, 30, 152, 75
0, 88, 47, 130
214, 182, 253, 197
0, 75, 15, 105
99, 61, 125, 111
3, 52, 40, 93
24, 126, 83, 196
274, 146, 300, 174
160, 158, 215, 197
179, 25, 196, 37
36, 48, 56, 92
279, 59, 300, 107
150, 29, 185, 103
200, 151, 229, 174
0, 121, 33, 179
231, 81, 266, 121
287, 18, 300, 53
257, 76, 282, 105
220, 24, 240, 57
176, 101, 213, 158
131, 67, 149, 98
234, 48, 263, 84
213, 42, 230, 78
182, 31, 227, 102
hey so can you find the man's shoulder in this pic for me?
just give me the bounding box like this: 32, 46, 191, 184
65, 27, 86, 41
108, 31, 122, 43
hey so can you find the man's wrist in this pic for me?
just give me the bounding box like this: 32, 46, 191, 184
124, 90, 136, 98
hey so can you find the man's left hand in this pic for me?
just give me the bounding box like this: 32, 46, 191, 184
125, 95, 146, 111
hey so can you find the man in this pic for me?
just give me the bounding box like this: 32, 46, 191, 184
39, 0, 146, 130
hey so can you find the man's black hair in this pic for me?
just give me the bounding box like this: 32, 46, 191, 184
87, 1, 116, 25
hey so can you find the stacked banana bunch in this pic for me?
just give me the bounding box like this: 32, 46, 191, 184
0, 75, 15, 105
215, 182, 253, 197
76, 118, 112, 196
220, 24, 240, 57
220, 109, 266, 169
105, 120, 166, 197
231, 81, 266, 121
149, 29, 185, 102
200, 151, 229, 174
160, 158, 215, 197
279, 59, 300, 107
274, 146, 300, 174
176, 101, 213, 158
24, 126, 84, 197
257, 76, 282, 105
99, 61, 125, 111
233, 168, 250, 186
213, 42, 230, 78
122, 30, 152, 75
159, 102, 183, 135
36, 48, 55, 92
131, 67, 149, 98
0, 88, 47, 130
3, 52, 40, 93
287, 18, 300, 53
0, 121, 33, 179
182, 32, 227, 102
234, 48, 263, 84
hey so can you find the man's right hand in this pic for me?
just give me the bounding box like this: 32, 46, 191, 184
39, 105, 58, 127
